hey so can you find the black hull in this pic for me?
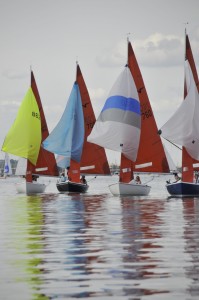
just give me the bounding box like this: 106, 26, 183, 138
166, 182, 199, 197
56, 181, 89, 193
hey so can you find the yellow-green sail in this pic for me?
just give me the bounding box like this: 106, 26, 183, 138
2, 87, 41, 165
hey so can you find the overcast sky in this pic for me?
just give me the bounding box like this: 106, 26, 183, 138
0, 0, 199, 166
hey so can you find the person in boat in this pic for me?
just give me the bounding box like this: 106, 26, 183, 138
60, 172, 66, 182
66, 166, 71, 180
173, 173, 181, 183
80, 175, 87, 184
135, 175, 141, 184
194, 171, 199, 183
32, 174, 38, 181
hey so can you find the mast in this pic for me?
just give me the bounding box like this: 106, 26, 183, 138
182, 29, 199, 182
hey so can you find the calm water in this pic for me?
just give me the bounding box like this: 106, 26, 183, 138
0, 175, 199, 300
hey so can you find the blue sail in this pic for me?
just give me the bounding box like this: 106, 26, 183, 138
43, 83, 84, 167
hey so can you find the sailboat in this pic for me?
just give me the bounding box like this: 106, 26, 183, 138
43, 63, 110, 193
88, 39, 170, 196
159, 31, 199, 196
1, 71, 58, 195
3, 153, 12, 178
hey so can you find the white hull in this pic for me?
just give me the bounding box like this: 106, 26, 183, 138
109, 182, 151, 196
16, 181, 46, 195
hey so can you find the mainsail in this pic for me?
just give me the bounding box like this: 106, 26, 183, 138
127, 40, 170, 174
26, 71, 59, 179
76, 64, 110, 175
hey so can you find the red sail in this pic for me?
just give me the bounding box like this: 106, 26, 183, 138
119, 41, 170, 182
182, 33, 199, 182
26, 71, 58, 182
76, 64, 110, 176
128, 41, 170, 173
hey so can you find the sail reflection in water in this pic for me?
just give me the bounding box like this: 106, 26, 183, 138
1, 178, 199, 299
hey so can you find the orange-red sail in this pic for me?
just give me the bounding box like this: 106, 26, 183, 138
26, 71, 59, 182
119, 41, 169, 182
76, 64, 110, 176
182, 33, 199, 182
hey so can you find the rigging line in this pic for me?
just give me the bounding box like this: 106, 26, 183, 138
163, 137, 182, 151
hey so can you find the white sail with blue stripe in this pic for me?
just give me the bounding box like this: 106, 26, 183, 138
87, 65, 141, 162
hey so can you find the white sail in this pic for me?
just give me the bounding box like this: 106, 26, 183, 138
160, 61, 199, 160
163, 145, 177, 172
15, 157, 27, 176
88, 66, 141, 162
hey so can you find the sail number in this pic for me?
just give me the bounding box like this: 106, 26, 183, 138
86, 122, 95, 130
32, 112, 40, 119
141, 103, 152, 120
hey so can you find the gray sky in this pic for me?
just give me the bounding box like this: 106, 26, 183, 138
0, 0, 199, 166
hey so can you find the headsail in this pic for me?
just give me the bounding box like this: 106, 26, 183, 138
160, 61, 199, 160
43, 82, 85, 167
88, 66, 141, 162
1, 87, 41, 165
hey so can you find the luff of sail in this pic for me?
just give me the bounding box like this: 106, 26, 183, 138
88, 66, 141, 162
2, 87, 41, 165
42, 82, 85, 167
160, 61, 199, 160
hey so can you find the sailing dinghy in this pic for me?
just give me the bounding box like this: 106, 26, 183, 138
2, 71, 58, 195
159, 32, 199, 196
43, 63, 110, 193
88, 40, 170, 196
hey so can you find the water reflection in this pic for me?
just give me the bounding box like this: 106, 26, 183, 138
2, 187, 199, 299
182, 198, 199, 297
120, 197, 169, 297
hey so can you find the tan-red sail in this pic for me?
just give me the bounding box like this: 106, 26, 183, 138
26, 71, 59, 182
76, 64, 110, 176
182, 33, 199, 182
128, 41, 170, 174
119, 41, 170, 182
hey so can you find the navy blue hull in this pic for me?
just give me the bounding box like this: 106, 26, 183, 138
56, 181, 89, 193
166, 182, 199, 196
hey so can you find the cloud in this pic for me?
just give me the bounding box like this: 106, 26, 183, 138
2, 70, 28, 80
96, 30, 199, 69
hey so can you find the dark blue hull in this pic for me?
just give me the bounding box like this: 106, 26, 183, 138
166, 182, 199, 196
56, 181, 89, 193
